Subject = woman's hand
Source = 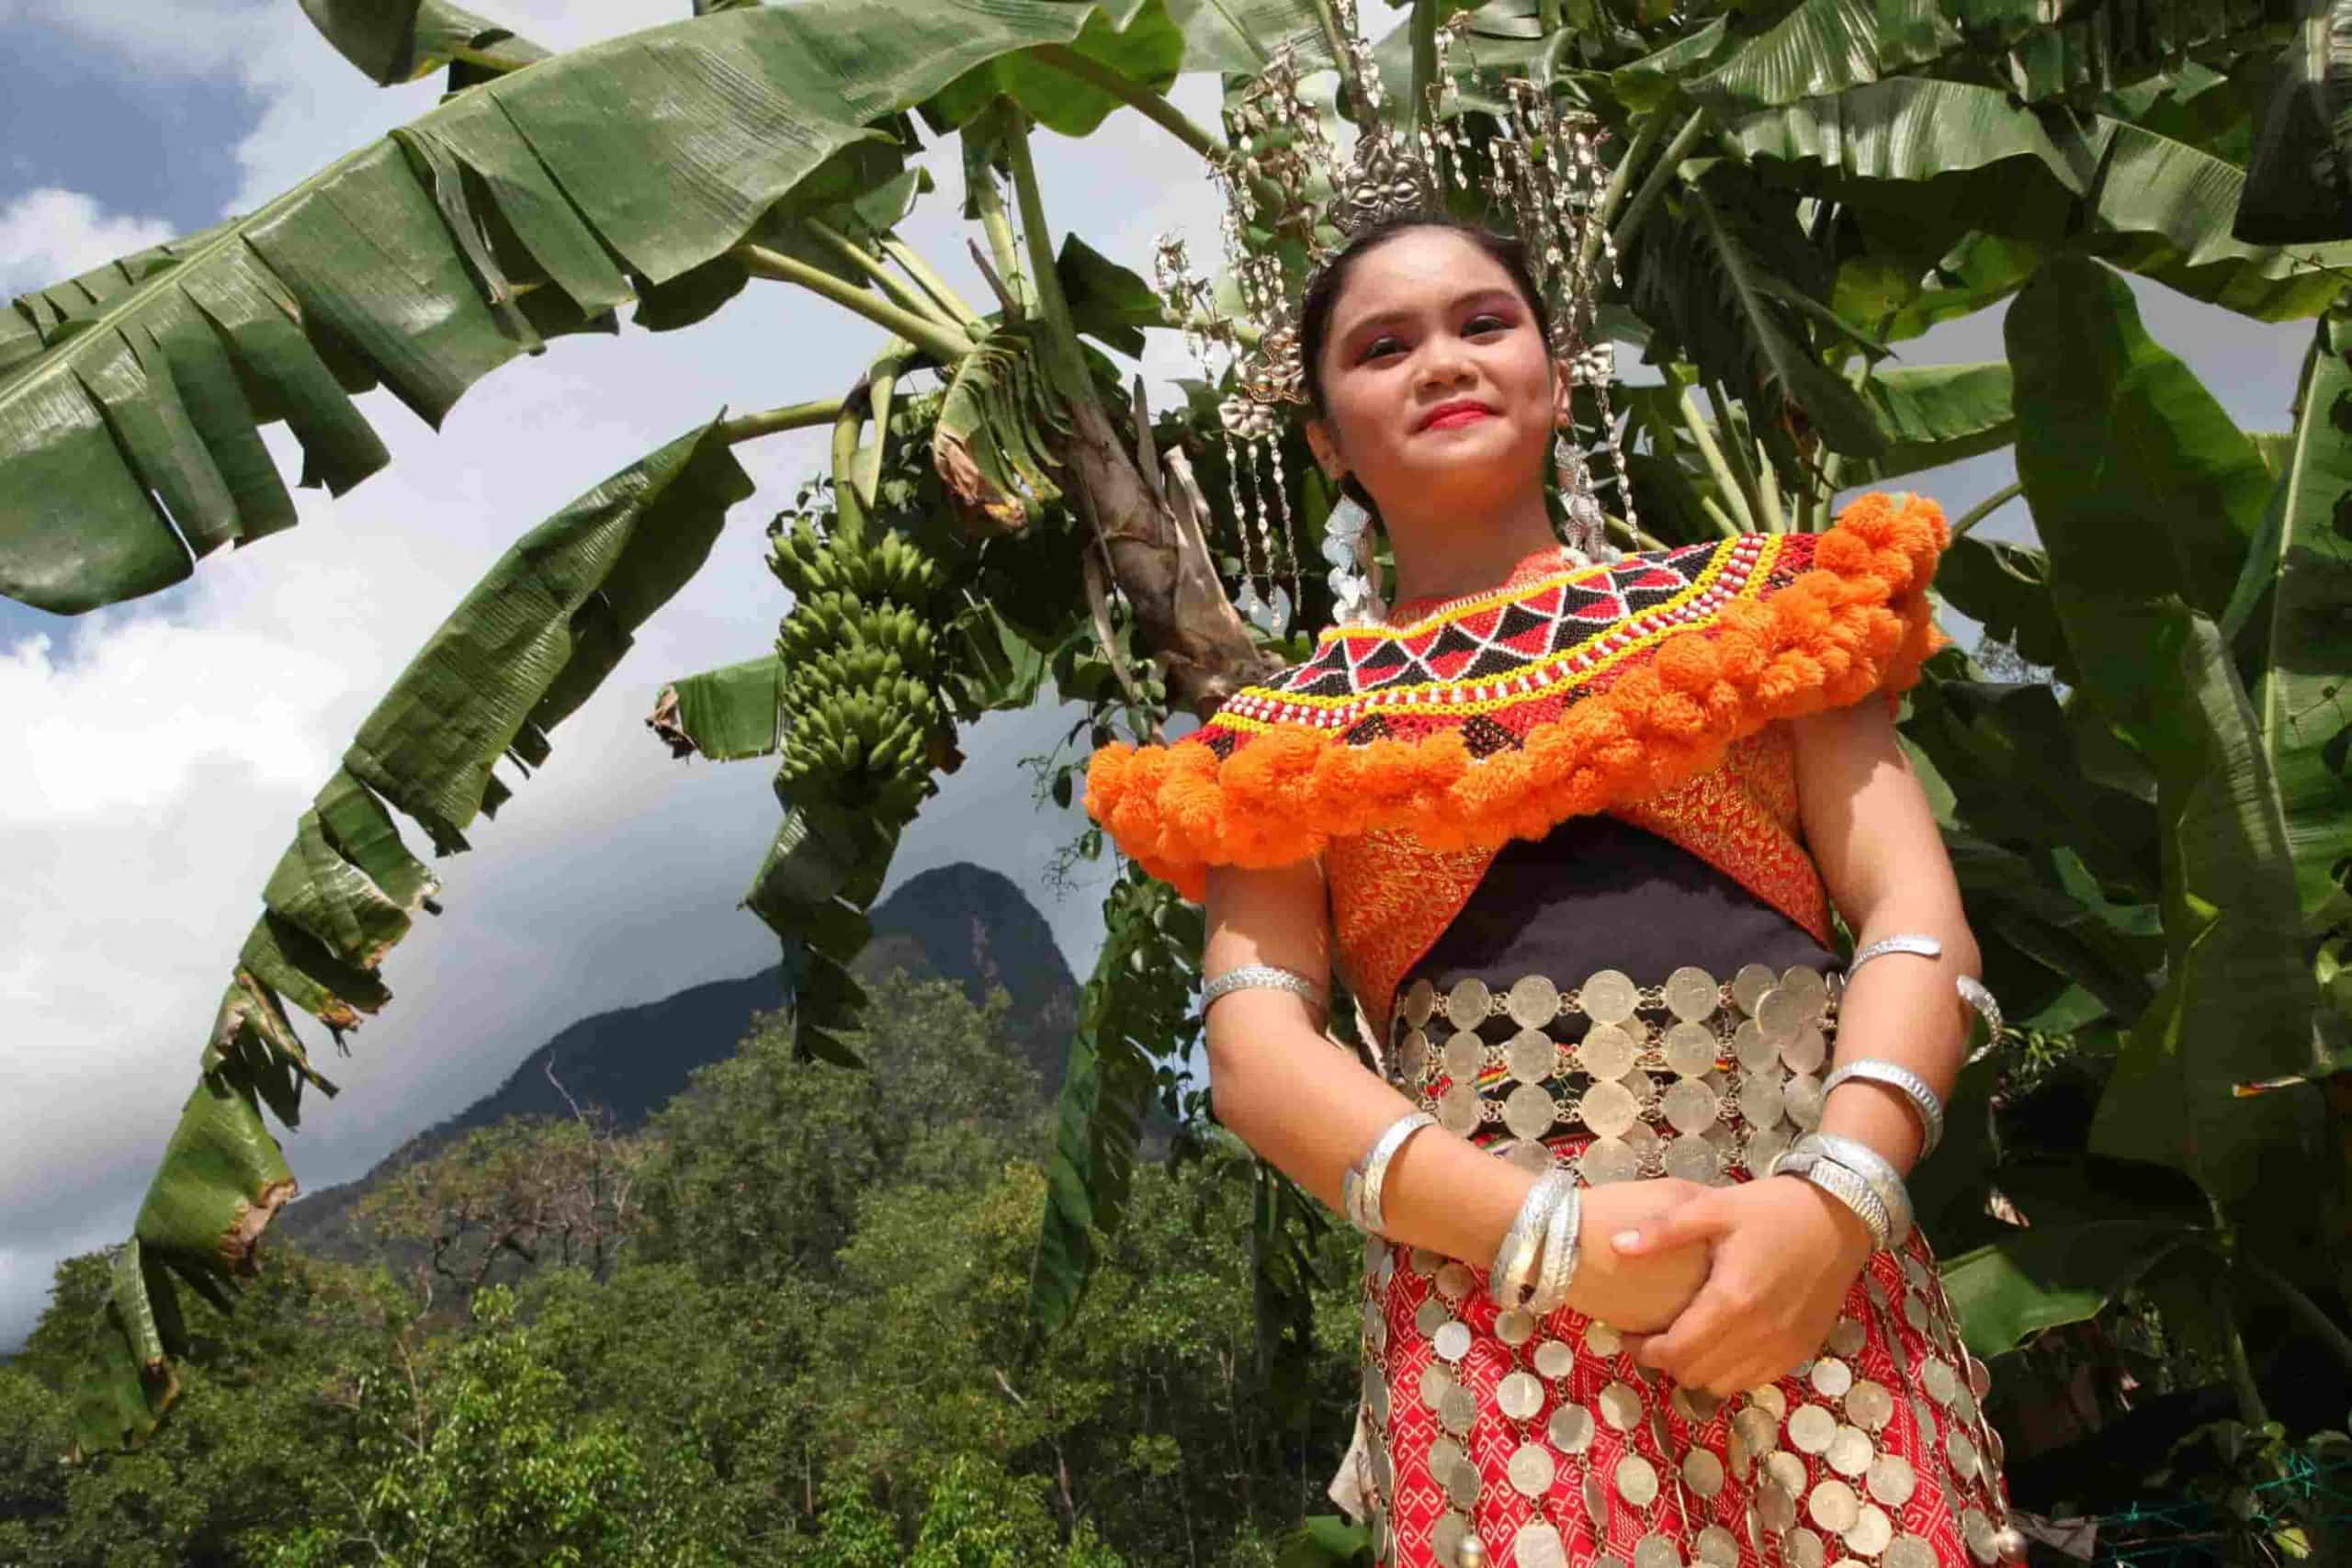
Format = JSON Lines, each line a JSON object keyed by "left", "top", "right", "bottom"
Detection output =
{"left": 1567, "top": 1179, "right": 1713, "bottom": 1333}
{"left": 1611, "top": 1175, "right": 1874, "bottom": 1394}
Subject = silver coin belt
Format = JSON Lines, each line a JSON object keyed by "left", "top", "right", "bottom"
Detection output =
{"left": 1386, "top": 962, "right": 1844, "bottom": 1189}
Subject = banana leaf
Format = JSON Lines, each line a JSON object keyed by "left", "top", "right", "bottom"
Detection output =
{"left": 1690, "top": 0, "right": 1962, "bottom": 112}
{"left": 2008, "top": 254, "right": 2325, "bottom": 1248}
{"left": 1057, "top": 233, "right": 1165, "bottom": 356}
{"left": 2222, "top": 312, "right": 2352, "bottom": 925}
{"left": 1629, "top": 172, "right": 1887, "bottom": 479}
{"left": 2006, "top": 255, "right": 2273, "bottom": 630}
{"left": 75, "top": 419, "right": 753, "bottom": 1451}
{"left": 650, "top": 654, "right": 787, "bottom": 761}
{"left": 2005, "top": 0, "right": 2281, "bottom": 106}
{"left": 1936, "top": 535, "right": 2075, "bottom": 681}
{"left": 1940, "top": 830, "right": 2162, "bottom": 1021}
{"left": 1942, "top": 1213, "right": 2197, "bottom": 1358}
{"left": 1612, "top": 17, "right": 1735, "bottom": 114}
{"left": 1909, "top": 671, "right": 2164, "bottom": 901}
{"left": 2235, "top": 0, "right": 2352, "bottom": 243}
{"left": 0, "top": 0, "right": 1153, "bottom": 615}
{"left": 1735, "top": 75, "right": 2352, "bottom": 322}
{"left": 933, "top": 321, "right": 1069, "bottom": 530}
{"left": 1844, "top": 361, "right": 2015, "bottom": 484}
{"left": 1028, "top": 872, "right": 1177, "bottom": 1337}
{"left": 931, "top": 0, "right": 1183, "bottom": 137}
{"left": 1725, "top": 75, "right": 2083, "bottom": 190}
{"left": 1164, "top": 0, "right": 1333, "bottom": 73}
{"left": 297, "top": 0, "right": 547, "bottom": 87}
{"left": 2083, "top": 114, "right": 2352, "bottom": 319}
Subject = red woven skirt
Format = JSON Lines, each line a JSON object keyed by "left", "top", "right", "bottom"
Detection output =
{"left": 1350, "top": 1197, "right": 2018, "bottom": 1568}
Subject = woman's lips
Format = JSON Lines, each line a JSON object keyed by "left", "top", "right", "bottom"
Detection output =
{"left": 1420, "top": 406, "right": 1493, "bottom": 431}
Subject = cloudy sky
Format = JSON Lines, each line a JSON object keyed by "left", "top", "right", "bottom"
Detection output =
{"left": 0, "top": 1, "right": 2313, "bottom": 1350}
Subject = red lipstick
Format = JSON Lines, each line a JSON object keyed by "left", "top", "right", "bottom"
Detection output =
{"left": 1416, "top": 398, "right": 1496, "bottom": 432}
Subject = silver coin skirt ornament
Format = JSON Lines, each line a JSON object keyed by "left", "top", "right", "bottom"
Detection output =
{"left": 1345, "top": 964, "right": 2025, "bottom": 1568}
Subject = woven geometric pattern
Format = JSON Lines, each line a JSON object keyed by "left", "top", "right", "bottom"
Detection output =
{"left": 1204, "top": 535, "right": 1803, "bottom": 754}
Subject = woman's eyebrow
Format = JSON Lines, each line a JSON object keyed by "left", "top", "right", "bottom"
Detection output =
{"left": 1337, "top": 287, "right": 1524, "bottom": 341}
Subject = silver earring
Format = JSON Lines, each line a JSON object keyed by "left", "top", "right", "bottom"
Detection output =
{"left": 1321, "top": 490, "right": 1385, "bottom": 626}
{"left": 1553, "top": 431, "right": 1615, "bottom": 563}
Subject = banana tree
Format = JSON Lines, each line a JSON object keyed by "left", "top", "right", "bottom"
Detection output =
{"left": 9, "top": 0, "right": 2352, "bottom": 1477}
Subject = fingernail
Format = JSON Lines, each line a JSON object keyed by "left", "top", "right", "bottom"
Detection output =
{"left": 1612, "top": 1229, "right": 1642, "bottom": 1250}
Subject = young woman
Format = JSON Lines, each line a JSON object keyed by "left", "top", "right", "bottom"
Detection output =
{"left": 1087, "top": 217, "right": 2019, "bottom": 1568}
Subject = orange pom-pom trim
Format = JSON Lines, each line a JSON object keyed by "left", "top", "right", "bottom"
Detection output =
{"left": 1084, "top": 494, "right": 1948, "bottom": 899}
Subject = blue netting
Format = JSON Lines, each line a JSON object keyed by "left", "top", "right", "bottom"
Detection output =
{"left": 2088, "top": 1455, "right": 2352, "bottom": 1563}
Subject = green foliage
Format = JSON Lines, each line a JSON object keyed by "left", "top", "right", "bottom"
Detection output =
{"left": 637, "top": 972, "right": 1046, "bottom": 1286}
{"left": 0, "top": 972, "right": 1355, "bottom": 1563}
{"left": 262, "top": 1287, "right": 719, "bottom": 1567}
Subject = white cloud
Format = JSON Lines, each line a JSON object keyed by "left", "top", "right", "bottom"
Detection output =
{"left": 0, "top": 186, "right": 174, "bottom": 294}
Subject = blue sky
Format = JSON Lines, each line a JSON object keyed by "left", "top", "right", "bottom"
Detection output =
{"left": 0, "top": 16, "right": 254, "bottom": 229}
{"left": 0, "top": 1, "right": 2316, "bottom": 1354}
{"left": 0, "top": 15, "right": 251, "bottom": 653}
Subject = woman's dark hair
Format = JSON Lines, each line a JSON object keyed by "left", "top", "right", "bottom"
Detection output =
{"left": 1295, "top": 213, "right": 1554, "bottom": 418}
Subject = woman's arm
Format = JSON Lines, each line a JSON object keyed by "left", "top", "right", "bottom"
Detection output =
{"left": 1206, "top": 857, "right": 1711, "bottom": 1330}
{"left": 1795, "top": 698, "right": 1981, "bottom": 1174}
{"left": 1621, "top": 701, "right": 1982, "bottom": 1392}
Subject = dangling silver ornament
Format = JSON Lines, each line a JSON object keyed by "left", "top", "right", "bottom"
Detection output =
{"left": 1553, "top": 432, "right": 1616, "bottom": 564}
{"left": 1321, "top": 491, "right": 1385, "bottom": 626}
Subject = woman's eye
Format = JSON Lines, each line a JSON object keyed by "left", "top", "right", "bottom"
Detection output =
{"left": 1464, "top": 313, "right": 1510, "bottom": 336}
{"left": 1359, "top": 335, "right": 1405, "bottom": 363}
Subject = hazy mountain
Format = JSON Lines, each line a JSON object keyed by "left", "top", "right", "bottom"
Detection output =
{"left": 277, "top": 863, "right": 1080, "bottom": 1253}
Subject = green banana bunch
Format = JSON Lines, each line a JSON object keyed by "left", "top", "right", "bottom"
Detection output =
{"left": 764, "top": 505, "right": 956, "bottom": 826}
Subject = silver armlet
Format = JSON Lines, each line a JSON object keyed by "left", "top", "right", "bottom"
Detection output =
{"left": 1202, "top": 964, "right": 1327, "bottom": 1017}
{"left": 1843, "top": 932, "right": 2005, "bottom": 1061}
{"left": 1956, "top": 974, "right": 2004, "bottom": 1055}
{"left": 1846, "top": 933, "right": 1942, "bottom": 975}
{"left": 1821, "top": 1058, "right": 1947, "bottom": 1158}
{"left": 1342, "top": 1111, "right": 1436, "bottom": 1235}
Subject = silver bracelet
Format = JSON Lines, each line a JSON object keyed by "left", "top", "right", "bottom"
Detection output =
{"left": 1820, "top": 1058, "right": 1946, "bottom": 1157}
{"left": 1847, "top": 932, "right": 1942, "bottom": 975}
{"left": 1772, "top": 1142, "right": 1892, "bottom": 1250}
{"left": 1490, "top": 1172, "right": 1568, "bottom": 1311}
{"left": 1201, "top": 964, "right": 1327, "bottom": 1017}
{"left": 1802, "top": 1132, "right": 1914, "bottom": 1247}
{"left": 1343, "top": 1111, "right": 1436, "bottom": 1235}
{"left": 1529, "top": 1177, "right": 1583, "bottom": 1315}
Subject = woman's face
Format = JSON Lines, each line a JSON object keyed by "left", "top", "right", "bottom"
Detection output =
{"left": 1306, "top": 227, "right": 1562, "bottom": 522}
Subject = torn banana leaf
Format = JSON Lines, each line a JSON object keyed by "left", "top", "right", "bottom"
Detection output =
{"left": 0, "top": 0, "right": 1156, "bottom": 615}
{"left": 77, "top": 419, "right": 753, "bottom": 1452}
{"left": 650, "top": 654, "right": 787, "bottom": 761}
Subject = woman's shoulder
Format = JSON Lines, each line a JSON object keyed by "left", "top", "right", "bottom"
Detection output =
{"left": 1085, "top": 492, "right": 1949, "bottom": 898}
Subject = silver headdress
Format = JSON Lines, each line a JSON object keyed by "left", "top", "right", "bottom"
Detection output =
{"left": 1155, "top": 5, "right": 1635, "bottom": 630}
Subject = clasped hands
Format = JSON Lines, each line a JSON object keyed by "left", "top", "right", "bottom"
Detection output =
{"left": 1568, "top": 1173, "right": 1876, "bottom": 1398}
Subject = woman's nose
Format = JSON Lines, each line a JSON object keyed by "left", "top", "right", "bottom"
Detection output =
{"left": 1414, "top": 339, "right": 1476, "bottom": 390}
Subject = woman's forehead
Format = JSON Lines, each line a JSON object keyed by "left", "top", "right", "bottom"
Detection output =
{"left": 1330, "top": 230, "right": 1521, "bottom": 328}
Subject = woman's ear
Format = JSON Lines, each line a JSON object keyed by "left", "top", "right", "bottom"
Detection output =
{"left": 1305, "top": 417, "right": 1345, "bottom": 482}
{"left": 1551, "top": 358, "right": 1577, "bottom": 425}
